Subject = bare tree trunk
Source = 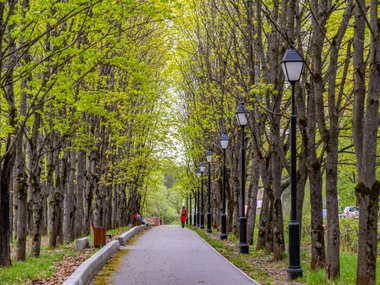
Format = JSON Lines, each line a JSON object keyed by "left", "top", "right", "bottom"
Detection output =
{"left": 112, "top": 183, "right": 118, "bottom": 229}
{"left": 247, "top": 149, "right": 259, "bottom": 245}
{"left": 306, "top": 81, "right": 325, "bottom": 270}
{"left": 0, "top": 142, "right": 15, "bottom": 266}
{"left": 256, "top": 156, "right": 271, "bottom": 250}
{"left": 47, "top": 138, "right": 56, "bottom": 247}
{"left": 74, "top": 150, "right": 86, "bottom": 237}
{"left": 30, "top": 109, "right": 43, "bottom": 257}
{"left": 15, "top": 96, "right": 28, "bottom": 260}
{"left": 15, "top": 31, "right": 29, "bottom": 261}
{"left": 120, "top": 184, "right": 127, "bottom": 225}
{"left": 63, "top": 149, "right": 76, "bottom": 242}
{"left": 0, "top": 9, "right": 17, "bottom": 266}
{"left": 271, "top": 123, "right": 285, "bottom": 260}
{"left": 355, "top": 1, "right": 380, "bottom": 284}
{"left": 84, "top": 149, "right": 96, "bottom": 234}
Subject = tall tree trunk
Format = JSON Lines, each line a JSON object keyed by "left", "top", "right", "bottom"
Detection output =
{"left": 84, "top": 149, "right": 96, "bottom": 234}
{"left": 15, "top": 89, "right": 28, "bottom": 260}
{"left": 256, "top": 157, "right": 271, "bottom": 250}
{"left": 1, "top": 17, "right": 17, "bottom": 266}
{"left": 355, "top": 1, "right": 380, "bottom": 284}
{"left": 74, "top": 150, "right": 86, "bottom": 237}
{"left": 30, "top": 109, "right": 43, "bottom": 257}
{"left": 0, "top": 142, "right": 15, "bottom": 266}
{"left": 63, "top": 149, "right": 76, "bottom": 242}
{"left": 15, "top": 0, "right": 30, "bottom": 261}
{"left": 47, "top": 138, "right": 57, "bottom": 247}
{"left": 310, "top": 0, "right": 341, "bottom": 278}
{"left": 271, "top": 121, "right": 285, "bottom": 260}
{"left": 306, "top": 81, "right": 325, "bottom": 270}
{"left": 247, "top": 149, "right": 259, "bottom": 245}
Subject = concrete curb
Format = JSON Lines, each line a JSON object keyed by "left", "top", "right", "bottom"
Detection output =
{"left": 118, "top": 225, "right": 146, "bottom": 246}
{"left": 191, "top": 229, "right": 260, "bottom": 285}
{"left": 63, "top": 226, "right": 146, "bottom": 285}
{"left": 63, "top": 240, "right": 120, "bottom": 285}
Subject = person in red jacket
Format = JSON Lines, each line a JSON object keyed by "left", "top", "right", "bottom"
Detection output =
{"left": 180, "top": 206, "right": 187, "bottom": 228}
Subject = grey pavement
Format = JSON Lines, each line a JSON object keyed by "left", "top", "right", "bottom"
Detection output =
{"left": 110, "top": 225, "right": 258, "bottom": 285}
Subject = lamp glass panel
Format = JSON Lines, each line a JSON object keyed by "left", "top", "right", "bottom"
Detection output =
{"left": 236, "top": 112, "right": 248, "bottom": 126}
{"left": 219, "top": 134, "right": 229, "bottom": 149}
{"left": 283, "top": 61, "right": 303, "bottom": 82}
{"left": 281, "top": 62, "right": 288, "bottom": 81}
{"left": 220, "top": 140, "right": 228, "bottom": 149}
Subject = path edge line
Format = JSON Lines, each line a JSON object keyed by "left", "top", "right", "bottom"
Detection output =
{"left": 191, "top": 229, "right": 260, "bottom": 285}
{"left": 63, "top": 225, "right": 146, "bottom": 285}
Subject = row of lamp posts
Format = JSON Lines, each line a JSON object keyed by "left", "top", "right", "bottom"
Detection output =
{"left": 188, "top": 46, "right": 304, "bottom": 279}
{"left": 192, "top": 102, "right": 249, "bottom": 253}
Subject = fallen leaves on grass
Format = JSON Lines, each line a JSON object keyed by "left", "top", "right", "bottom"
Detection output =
{"left": 25, "top": 251, "right": 91, "bottom": 285}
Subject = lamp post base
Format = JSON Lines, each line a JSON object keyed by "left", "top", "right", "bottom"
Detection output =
{"left": 287, "top": 220, "right": 302, "bottom": 279}
{"left": 239, "top": 216, "right": 249, "bottom": 254}
{"left": 239, "top": 243, "right": 249, "bottom": 254}
{"left": 207, "top": 212, "right": 212, "bottom": 233}
{"left": 287, "top": 267, "right": 303, "bottom": 280}
{"left": 220, "top": 213, "right": 227, "bottom": 240}
{"left": 200, "top": 213, "right": 204, "bottom": 229}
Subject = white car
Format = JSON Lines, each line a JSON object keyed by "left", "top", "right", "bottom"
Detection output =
{"left": 352, "top": 210, "right": 359, "bottom": 219}
{"left": 342, "top": 206, "right": 359, "bottom": 218}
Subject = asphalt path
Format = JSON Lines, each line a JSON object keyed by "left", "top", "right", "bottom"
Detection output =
{"left": 110, "top": 225, "right": 258, "bottom": 285}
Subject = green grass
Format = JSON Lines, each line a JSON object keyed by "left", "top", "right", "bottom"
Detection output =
{"left": 301, "top": 252, "right": 380, "bottom": 285}
{"left": 0, "top": 243, "right": 76, "bottom": 285}
{"left": 1, "top": 226, "right": 132, "bottom": 285}
{"left": 190, "top": 225, "right": 380, "bottom": 285}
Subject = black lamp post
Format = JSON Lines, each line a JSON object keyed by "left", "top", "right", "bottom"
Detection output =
{"left": 189, "top": 192, "right": 192, "bottom": 225}
{"left": 193, "top": 190, "right": 196, "bottom": 226}
{"left": 206, "top": 151, "right": 212, "bottom": 233}
{"left": 281, "top": 46, "right": 304, "bottom": 280}
{"left": 196, "top": 170, "right": 201, "bottom": 227}
{"left": 236, "top": 102, "right": 249, "bottom": 254}
{"left": 186, "top": 194, "right": 189, "bottom": 225}
{"left": 199, "top": 163, "right": 205, "bottom": 229}
{"left": 219, "top": 134, "right": 229, "bottom": 240}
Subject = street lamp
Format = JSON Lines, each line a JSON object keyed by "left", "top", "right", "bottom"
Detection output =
{"left": 196, "top": 170, "right": 201, "bottom": 227}
{"left": 236, "top": 102, "right": 249, "bottom": 254}
{"left": 199, "top": 163, "right": 205, "bottom": 229}
{"left": 189, "top": 192, "right": 192, "bottom": 225}
{"left": 206, "top": 150, "right": 212, "bottom": 233}
{"left": 193, "top": 190, "right": 196, "bottom": 226}
{"left": 219, "top": 134, "right": 229, "bottom": 240}
{"left": 186, "top": 194, "right": 189, "bottom": 225}
{"left": 281, "top": 46, "right": 304, "bottom": 280}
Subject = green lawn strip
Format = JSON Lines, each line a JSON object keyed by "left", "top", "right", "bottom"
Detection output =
{"left": 1, "top": 226, "right": 131, "bottom": 285}
{"left": 300, "top": 251, "right": 380, "bottom": 285}
{"left": 190, "top": 226, "right": 380, "bottom": 285}
{"left": 0, "top": 243, "right": 76, "bottom": 285}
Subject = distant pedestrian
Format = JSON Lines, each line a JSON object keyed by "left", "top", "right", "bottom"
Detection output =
{"left": 180, "top": 206, "right": 187, "bottom": 228}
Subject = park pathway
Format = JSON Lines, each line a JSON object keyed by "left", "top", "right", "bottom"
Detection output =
{"left": 110, "top": 225, "right": 258, "bottom": 285}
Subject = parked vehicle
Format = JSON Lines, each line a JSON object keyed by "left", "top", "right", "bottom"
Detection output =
{"left": 352, "top": 210, "right": 359, "bottom": 219}
{"left": 341, "top": 206, "right": 359, "bottom": 218}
